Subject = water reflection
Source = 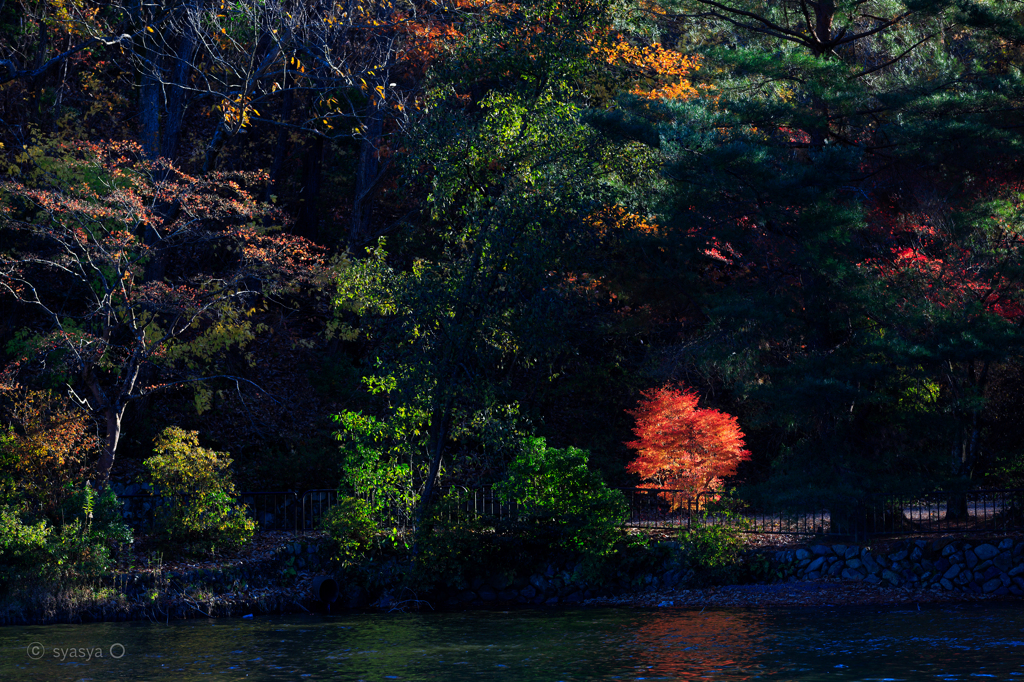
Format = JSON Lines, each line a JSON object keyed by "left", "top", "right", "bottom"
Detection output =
{"left": 1, "top": 605, "right": 1023, "bottom": 681}
{"left": 628, "top": 610, "right": 772, "bottom": 680}
{"left": 628, "top": 607, "right": 1024, "bottom": 681}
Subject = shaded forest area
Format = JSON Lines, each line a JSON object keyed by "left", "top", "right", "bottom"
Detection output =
{"left": 2, "top": 0, "right": 1024, "bottom": 533}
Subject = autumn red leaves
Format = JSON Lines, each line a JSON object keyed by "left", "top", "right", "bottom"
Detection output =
{"left": 626, "top": 385, "right": 750, "bottom": 507}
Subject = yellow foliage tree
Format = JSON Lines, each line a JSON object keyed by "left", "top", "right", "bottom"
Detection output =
{"left": 144, "top": 427, "right": 255, "bottom": 551}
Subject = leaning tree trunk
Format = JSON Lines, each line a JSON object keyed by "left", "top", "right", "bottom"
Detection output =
{"left": 266, "top": 74, "right": 295, "bottom": 200}
{"left": 350, "top": 91, "right": 387, "bottom": 249}
{"left": 86, "top": 370, "right": 126, "bottom": 485}
{"left": 416, "top": 399, "right": 453, "bottom": 533}
{"left": 202, "top": 42, "right": 281, "bottom": 173}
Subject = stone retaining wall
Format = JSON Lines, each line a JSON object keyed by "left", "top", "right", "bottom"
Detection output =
{"left": 773, "top": 537, "right": 1024, "bottom": 595}
{"left": 182, "top": 535, "right": 1024, "bottom": 606}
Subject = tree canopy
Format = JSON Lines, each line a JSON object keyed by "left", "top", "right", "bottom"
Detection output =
{"left": 2, "top": 0, "right": 1024, "bottom": 515}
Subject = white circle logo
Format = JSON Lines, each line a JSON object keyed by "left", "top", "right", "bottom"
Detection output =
{"left": 109, "top": 643, "right": 126, "bottom": 659}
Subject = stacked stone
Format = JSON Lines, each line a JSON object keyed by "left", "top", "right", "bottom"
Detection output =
{"left": 774, "top": 537, "right": 1024, "bottom": 596}
{"left": 282, "top": 540, "right": 322, "bottom": 570}
{"left": 440, "top": 549, "right": 693, "bottom": 607}
{"left": 446, "top": 565, "right": 595, "bottom": 607}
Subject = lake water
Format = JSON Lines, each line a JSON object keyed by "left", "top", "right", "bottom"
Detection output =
{"left": 2, "top": 604, "right": 1023, "bottom": 680}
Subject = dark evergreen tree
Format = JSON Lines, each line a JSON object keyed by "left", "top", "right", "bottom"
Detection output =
{"left": 643, "top": 0, "right": 1024, "bottom": 502}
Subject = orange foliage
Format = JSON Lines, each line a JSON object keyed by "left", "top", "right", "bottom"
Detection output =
{"left": 587, "top": 204, "right": 660, "bottom": 238}
{"left": 0, "top": 139, "right": 329, "bottom": 480}
{"left": 594, "top": 36, "right": 701, "bottom": 100}
{"left": 6, "top": 390, "right": 96, "bottom": 513}
{"left": 626, "top": 385, "right": 750, "bottom": 508}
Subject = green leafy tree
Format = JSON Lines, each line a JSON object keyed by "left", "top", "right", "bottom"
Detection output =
{"left": 334, "top": 0, "right": 627, "bottom": 521}
{"left": 143, "top": 426, "right": 255, "bottom": 550}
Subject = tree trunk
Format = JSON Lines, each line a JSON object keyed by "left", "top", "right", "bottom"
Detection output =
{"left": 140, "top": 53, "right": 162, "bottom": 159}
{"left": 29, "top": 19, "right": 49, "bottom": 114}
{"left": 350, "top": 93, "right": 387, "bottom": 249}
{"left": 203, "top": 122, "right": 230, "bottom": 173}
{"left": 96, "top": 406, "right": 123, "bottom": 485}
{"left": 810, "top": 0, "right": 836, "bottom": 56}
{"left": 266, "top": 75, "right": 294, "bottom": 200}
{"left": 803, "top": 1, "right": 837, "bottom": 146}
{"left": 86, "top": 369, "right": 124, "bottom": 485}
{"left": 160, "top": 7, "right": 197, "bottom": 163}
{"left": 202, "top": 43, "right": 280, "bottom": 173}
{"left": 947, "top": 361, "right": 988, "bottom": 521}
{"left": 296, "top": 134, "right": 325, "bottom": 240}
{"left": 419, "top": 399, "right": 453, "bottom": 512}
{"left": 946, "top": 426, "right": 980, "bottom": 521}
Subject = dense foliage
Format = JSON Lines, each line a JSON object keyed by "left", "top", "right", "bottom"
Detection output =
{"left": 143, "top": 427, "right": 255, "bottom": 551}
{"left": 2, "top": 0, "right": 1024, "bottom": 580}
{"left": 626, "top": 385, "right": 750, "bottom": 505}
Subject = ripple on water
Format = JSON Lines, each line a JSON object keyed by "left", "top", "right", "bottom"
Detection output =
{"left": 1, "top": 604, "right": 1023, "bottom": 680}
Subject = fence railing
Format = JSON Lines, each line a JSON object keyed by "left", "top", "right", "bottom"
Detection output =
{"left": 118, "top": 487, "right": 1024, "bottom": 539}
{"left": 623, "top": 487, "right": 1024, "bottom": 538}
{"left": 119, "top": 488, "right": 423, "bottom": 534}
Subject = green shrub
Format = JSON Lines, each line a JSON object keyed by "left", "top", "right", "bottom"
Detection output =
{"left": 593, "top": 532, "right": 678, "bottom": 588}
{"left": 679, "top": 520, "right": 746, "bottom": 585}
{"left": 0, "top": 482, "right": 135, "bottom": 588}
{"left": 681, "top": 523, "right": 744, "bottom": 569}
{"left": 49, "top": 484, "right": 133, "bottom": 575}
{"left": 0, "top": 507, "right": 52, "bottom": 588}
{"left": 496, "top": 437, "right": 627, "bottom": 576}
{"left": 333, "top": 410, "right": 420, "bottom": 534}
{"left": 411, "top": 490, "right": 498, "bottom": 591}
{"left": 0, "top": 428, "right": 18, "bottom": 507}
{"left": 320, "top": 497, "right": 376, "bottom": 564}
{"left": 61, "top": 484, "right": 133, "bottom": 545}
{"left": 743, "top": 552, "right": 778, "bottom": 583}
{"left": 144, "top": 427, "right": 255, "bottom": 552}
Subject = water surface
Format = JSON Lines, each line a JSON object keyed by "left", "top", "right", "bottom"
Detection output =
{"left": 2, "top": 604, "right": 1023, "bottom": 680}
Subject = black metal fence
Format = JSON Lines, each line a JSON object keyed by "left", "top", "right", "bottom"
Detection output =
{"left": 622, "top": 487, "right": 1024, "bottom": 538}
{"left": 118, "top": 487, "right": 1024, "bottom": 539}
{"left": 119, "top": 488, "right": 421, "bottom": 533}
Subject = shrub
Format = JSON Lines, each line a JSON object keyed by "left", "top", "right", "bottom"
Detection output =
{"left": 0, "top": 427, "right": 18, "bottom": 507}
{"left": 144, "top": 427, "right": 255, "bottom": 552}
{"left": 411, "top": 489, "right": 498, "bottom": 591}
{"left": 61, "top": 484, "right": 133, "bottom": 545}
{"left": 2, "top": 391, "right": 97, "bottom": 518}
{"left": 49, "top": 484, "right": 133, "bottom": 575}
{"left": 333, "top": 410, "right": 420, "bottom": 533}
{"left": 496, "top": 437, "right": 627, "bottom": 573}
{"left": 678, "top": 504, "right": 748, "bottom": 585}
{"left": 320, "top": 497, "right": 376, "bottom": 564}
{"left": 0, "top": 507, "right": 52, "bottom": 588}
{"left": 0, "top": 390, "right": 133, "bottom": 587}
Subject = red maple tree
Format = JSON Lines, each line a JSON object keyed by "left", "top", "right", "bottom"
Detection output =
{"left": 626, "top": 385, "right": 750, "bottom": 507}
